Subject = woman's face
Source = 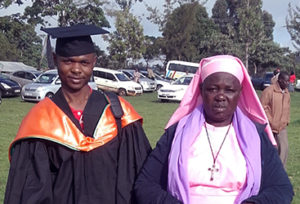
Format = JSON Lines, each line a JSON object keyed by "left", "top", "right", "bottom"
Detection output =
{"left": 201, "top": 72, "right": 242, "bottom": 127}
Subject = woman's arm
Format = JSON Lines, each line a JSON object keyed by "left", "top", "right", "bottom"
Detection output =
{"left": 242, "top": 125, "right": 294, "bottom": 204}
{"left": 134, "top": 124, "right": 182, "bottom": 204}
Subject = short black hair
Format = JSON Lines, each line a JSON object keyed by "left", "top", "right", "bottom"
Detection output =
{"left": 278, "top": 71, "right": 289, "bottom": 79}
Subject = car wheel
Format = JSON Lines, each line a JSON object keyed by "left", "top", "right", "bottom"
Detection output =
{"left": 156, "top": 84, "right": 163, "bottom": 90}
{"left": 118, "top": 88, "right": 126, "bottom": 96}
{"left": 46, "top": 92, "right": 54, "bottom": 99}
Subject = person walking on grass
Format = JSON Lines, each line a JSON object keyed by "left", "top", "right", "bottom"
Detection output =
{"left": 260, "top": 71, "right": 290, "bottom": 168}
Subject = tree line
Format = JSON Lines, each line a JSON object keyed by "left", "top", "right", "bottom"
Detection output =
{"left": 0, "top": 0, "right": 300, "bottom": 76}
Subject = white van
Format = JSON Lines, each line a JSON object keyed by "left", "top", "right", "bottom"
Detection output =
{"left": 93, "top": 67, "right": 143, "bottom": 96}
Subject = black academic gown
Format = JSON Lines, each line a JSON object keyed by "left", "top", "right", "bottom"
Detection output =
{"left": 5, "top": 89, "right": 152, "bottom": 204}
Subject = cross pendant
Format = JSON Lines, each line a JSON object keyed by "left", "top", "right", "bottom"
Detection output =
{"left": 208, "top": 164, "right": 219, "bottom": 181}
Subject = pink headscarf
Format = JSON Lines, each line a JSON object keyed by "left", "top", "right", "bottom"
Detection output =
{"left": 166, "top": 55, "right": 276, "bottom": 145}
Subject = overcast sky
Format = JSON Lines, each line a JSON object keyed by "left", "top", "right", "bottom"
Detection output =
{"left": 1, "top": 0, "right": 299, "bottom": 52}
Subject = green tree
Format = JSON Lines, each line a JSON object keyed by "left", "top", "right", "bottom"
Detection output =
{"left": 106, "top": 9, "right": 145, "bottom": 69}
{"left": 286, "top": 3, "right": 300, "bottom": 51}
{"left": 212, "top": 0, "right": 275, "bottom": 70}
{"left": 262, "top": 11, "right": 275, "bottom": 40}
{"left": 162, "top": 2, "right": 217, "bottom": 62}
{"left": 0, "top": 33, "right": 19, "bottom": 61}
{"left": 250, "top": 41, "right": 290, "bottom": 74}
{"left": 146, "top": 0, "right": 207, "bottom": 32}
{"left": 0, "top": 15, "right": 43, "bottom": 68}
{"left": 114, "top": 0, "right": 142, "bottom": 10}
{"left": 21, "top": 0, "right": 110, "bottom": 27}
{"left": 237, "top": 0, "right": 265, "bottom": 70}
{"left": 211, "top": 0, "right": 230, "bottom": 35}
{"left": 143, "top": 36, "right": 162, "bottom": 66}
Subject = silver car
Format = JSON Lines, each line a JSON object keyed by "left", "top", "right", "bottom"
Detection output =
{"left": 120, "top": 69, "right": 157, "bottom": 92}
{"left": 8, "top": 70, "right": 42, "bottom": 87}
{"left": 140, "top": 71, "right": 171, "bottom": 90}
{"left": 21, "top": 70, "right": 97, "bottom": 102}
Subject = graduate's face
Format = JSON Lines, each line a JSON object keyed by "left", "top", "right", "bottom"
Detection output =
{"left": 200, "top": 72, "right": 241, "bottom": 127}
{"left": 54, "top": 53, "right": 96, "bottom": 92}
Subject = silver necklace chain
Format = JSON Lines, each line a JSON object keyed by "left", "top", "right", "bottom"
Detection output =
{"left": 204, "top": 122, "right": 231, "bottom": 181}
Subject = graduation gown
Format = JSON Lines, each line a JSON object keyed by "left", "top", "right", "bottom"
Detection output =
{"left": 5, "top": 89, "right": 152, "bottom": 204}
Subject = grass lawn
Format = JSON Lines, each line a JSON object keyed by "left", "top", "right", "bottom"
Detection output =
{"left": 0, "top": 91, "right": 299, "bottom": 203}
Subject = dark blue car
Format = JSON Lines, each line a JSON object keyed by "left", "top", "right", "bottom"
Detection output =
{"left": 251, "top": 72, "right": 273, "bottom": 90}
{"left": 0, "top": 73, "right": 21, "bottom": 99}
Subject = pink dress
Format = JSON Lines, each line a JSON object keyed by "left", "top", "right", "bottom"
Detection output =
{"left": 188, "top": 123, "right": 247, "bottom": 204}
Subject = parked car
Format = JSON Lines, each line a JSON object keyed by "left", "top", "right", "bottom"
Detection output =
{"left": 251, "top": 72, "right": 273, "bottom": 90}
{"left": 21, "top": 70, "right": 97, "bottom": 102}
{"left": 140, "top": 70, "right": 171, "bottom": 90}
{"left": 120, "top": 69, "right": 157, "bottom": 92}
{"left": 157, "top": 74, "right": 193, "bottom": 102}
{"left": 0, "top": 73, "right": 21, "bottom": 98}
{"left": 93, "top": 67, "right": 142, "bottom": 96}
{"left": 8, "top": 70, "right": 42, "bottom": 87}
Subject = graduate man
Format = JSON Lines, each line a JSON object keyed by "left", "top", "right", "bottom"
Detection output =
{"left": 5, "top": 24, "right": 152, "bottom": 204}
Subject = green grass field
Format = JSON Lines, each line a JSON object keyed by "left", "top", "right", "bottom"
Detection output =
{"left": 0, "top": 92, "right": 299, "bottom": 203}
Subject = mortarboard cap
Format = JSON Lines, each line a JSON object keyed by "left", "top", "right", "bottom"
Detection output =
{"left": 41, "top": 24, "right": 109, "bottom": 57}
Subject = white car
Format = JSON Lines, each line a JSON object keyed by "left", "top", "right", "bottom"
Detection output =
{"left": 157, "top": 74, "right": 194, "bottom": 102}
{"left": 93, "top": 67, "right": 143, "bottom": 96}
{"left": 120, "top": 69, "right": 157, "bottom": 92}
{"left": 140, "top": 71, "right": 171, "bottom": 90}
{"left": 21, "top": 70, "right": 97, "bottom": 102}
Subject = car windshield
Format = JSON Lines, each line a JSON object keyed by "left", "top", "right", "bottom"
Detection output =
{"left": 36, "top": 73, "right": 57, "bottom": 83}
{"left": 173, "top": 77, "right": 192, "bottom": 85}
{"left": 154, "top": 74, "right": 163, "bottom": 80}
{"left": 0, "top": 74, "right": 9, "bottom": 80}
{"left": 33, "top": 71, "right": 42, "bottom": 77}
{"left": 116, "top": 73, "right": 130, "bottom": 81}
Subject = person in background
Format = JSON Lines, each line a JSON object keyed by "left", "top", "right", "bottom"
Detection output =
{"left": 5, "top": 24, "right": 151, "bottom": 204}
{"left": 147, "top": 67, "right": 155, "bottom": 80}
{"left": 134, "top": 55, "right": 293, "bottom": 204}
{"left": 288, "top": 71, "right": 296, "bottom": 92}
{"left": 260, "top": 71, "right": 290, "bottom": 168}
{"left": 134, "top": 68, "right": 141, "bottom": 83}
{"left": 271, "top": 68, "right": 280, "bottom": 84}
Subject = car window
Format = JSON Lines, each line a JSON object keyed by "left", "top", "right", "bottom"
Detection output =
{"left": 25, "top": 72, "right": 35, "bottom": 80}
{"left": 36, "top": 73, "right": 57, "bottom": 83}
{"left": 93, "top": 70, "right": 106, "bottom": 78}
{"left": 154, "top": 74, "right": 163, "bottom": 80}
{"left": 13, "top": 71, "right": 25, "bottom": 78}
{"left": 116, "top": 73, "right": 130, "bottom": 81}
{"left": 106, "top": 73, "right": 116, "bottom": 81}
{"left": 173, "top": 77, "right": 192, "bottom": 85}
{"left": 123, "top": 71, "right": 133, "bottom": 79}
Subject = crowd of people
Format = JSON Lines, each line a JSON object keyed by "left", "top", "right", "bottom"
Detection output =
{"left": 4, "top": 24, "right": 295, "bottom": 204}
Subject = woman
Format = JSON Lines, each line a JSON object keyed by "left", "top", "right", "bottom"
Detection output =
{"left": 134, "top": 55, "right": 293, "bottom": 204}
{"left": 289, "top": 71, "right": 296, "bottom": 92}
